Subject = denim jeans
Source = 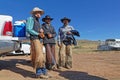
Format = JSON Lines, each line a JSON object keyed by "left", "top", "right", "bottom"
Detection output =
{"left": 36, "top": 67, "right": 47, "bottom": 76}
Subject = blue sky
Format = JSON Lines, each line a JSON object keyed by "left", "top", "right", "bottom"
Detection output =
{"left": 0, "top": 0, "right": 120, "bottom": 40}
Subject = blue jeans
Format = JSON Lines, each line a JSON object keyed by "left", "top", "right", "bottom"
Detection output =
{"left": 36, "top": 67, "right": 47, "bottom": 76}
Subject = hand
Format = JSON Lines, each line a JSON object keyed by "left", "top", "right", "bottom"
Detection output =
{"left": 67, "top": 31, "right": 72, "bottom": 35}
{"left": 47, "top": 33, "right": 52, "bottom": 38}
{"left": 58, "top": 44, "right": 62, "bottom": 48}
{"left": 39, "top": 32, "right": 45, "bottom": 38}
{"left": 39, "top": 29, "right": 44, "bottom": 33}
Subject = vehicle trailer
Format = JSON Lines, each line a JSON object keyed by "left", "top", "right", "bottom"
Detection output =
{"left": 97, "top": 39, "right": 120, "bottom": 51}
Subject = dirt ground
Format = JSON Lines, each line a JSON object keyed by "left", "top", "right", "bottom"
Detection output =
{"left": 0, "top": 52, "right": 120, "bottom": 80}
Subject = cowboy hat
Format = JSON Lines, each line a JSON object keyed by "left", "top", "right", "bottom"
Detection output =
{"left": 42, "top": 15, "right": 53, "bottom": 22}
{"left": 61, "top": 17, "right": 71, "bottom": 22}
{"left": 31, "top": 7, "right": 44, "bottom": 15}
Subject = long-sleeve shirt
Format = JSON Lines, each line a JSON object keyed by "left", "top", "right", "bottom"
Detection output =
{"left": 26, "top": 16, "right": 41, "bottom": 40}
{"left": 57, "top": 25, "right": 74, "bottom": 44}
{"left": 26, "top": 17, "right": 39, "bottom": 36}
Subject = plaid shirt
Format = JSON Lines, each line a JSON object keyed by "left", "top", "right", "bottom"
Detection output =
{"left": 57, "top": 25, "right": 74, "bottom": 44}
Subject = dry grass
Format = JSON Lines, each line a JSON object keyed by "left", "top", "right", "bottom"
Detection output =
{"left": 72, "top": 40, "right": 120, "bottom": 54}
{"left": 72, "top": 40, "right": 99, "bottom": 53}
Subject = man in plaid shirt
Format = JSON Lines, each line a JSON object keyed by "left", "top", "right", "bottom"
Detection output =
{"left": 57, "top": 17, "right": 74, "bottom": 69}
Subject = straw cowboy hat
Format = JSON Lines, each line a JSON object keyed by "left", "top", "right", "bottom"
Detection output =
{"left": 61, "top": 17, "right": 71, "bottom": 23}
{"left": 31, "top": 7, "right": 44, "bottom": 15}
{"left": 42, "top": 15, "right": 53, "bottom": 22}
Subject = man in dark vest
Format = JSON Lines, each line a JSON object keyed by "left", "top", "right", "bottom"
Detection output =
{"left": 26, "top": 7, "right": 48, "bottom": 79}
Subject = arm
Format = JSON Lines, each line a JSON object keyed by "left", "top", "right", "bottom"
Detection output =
{"left": 71, "top": 26, "right": 74, "bottom": 30}
{"left": 51, "top": 27, "right": 56, "bottom": 38}
{"left": 26, "top": 17, "right": 39, "bottom": 36}
{"left": 46, "top": 26, "right": 57, "bottom": 38}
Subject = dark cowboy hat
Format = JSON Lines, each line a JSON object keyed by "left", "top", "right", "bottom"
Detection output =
{"left": 42, "top": 15, "right": 53, "bottom": 22}
{"left": 61, "top": 17, "right": 71, "bottom": 23}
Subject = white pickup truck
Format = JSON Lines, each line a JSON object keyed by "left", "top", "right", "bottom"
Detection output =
{"left": 0, "top": 15, "right": 30, "bottom": 55}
